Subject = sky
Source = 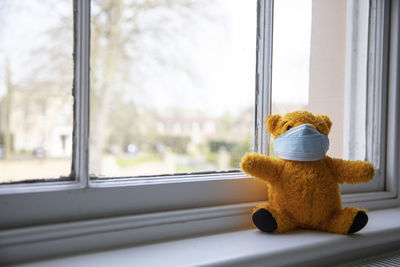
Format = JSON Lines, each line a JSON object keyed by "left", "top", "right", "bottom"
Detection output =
{"left": 132, "top": 0, "right": 258, "bottom": 117}
{"left": 135, "top": 0, "right": 312, "bottom": 116}
{"left": 0, "top": 0, "right": 72, "bottom": 97}
{"left": 0, "top": 0, "right": 312, "bottom": 115}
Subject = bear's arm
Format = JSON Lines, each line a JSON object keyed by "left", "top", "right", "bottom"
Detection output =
{"left": 326, "top": 157, "right": 375, "bottom": 184}
{"left": 240, "top": 153, "right": 284, "bottom": 183}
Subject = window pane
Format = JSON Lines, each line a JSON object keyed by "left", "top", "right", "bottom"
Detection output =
{"left": 271, "top": 0, "right": 368, "bottom": 161}
{"left": 90, "top": 0, "right": 256, "bottom": 177}
{"left": 0, "top": 1, "right": 73, "bottom": 183}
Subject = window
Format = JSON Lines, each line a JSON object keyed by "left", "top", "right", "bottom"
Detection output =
{"left": 0, "top": 0, "right": 265, "bottom": 230}
{"left": 272, "top": 0, "right": 360, "bottom": 162}
{"left": 269, "top": 0, "right": 387, "bottom": 194}
{"left": 0, "top": 0, "right": 74, "bottom": 182}
{"left": 0, "top": 0, "right": 399, "bottom": 257}
{"left": 89, "top": 0, "right": 256, "bottom": 178}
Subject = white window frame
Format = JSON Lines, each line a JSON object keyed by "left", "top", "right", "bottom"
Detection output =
{"left": 341, "top": 0, "right": 389, "bottom": 194}
{"left": 341, "top": 0, "right": 399, "bottom": 202}
{"left": 0, "top": 0, "right": 399, "bottom": 264}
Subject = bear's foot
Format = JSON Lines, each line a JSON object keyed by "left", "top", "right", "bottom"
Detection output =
{"left": 252, "top": 204, "right": 297, "bottom": 233}
{"left": 348, "top": 211, "right": 368, "bottom": 234}
{"left": 252, "top": 209, "right": 277, "bottom": 233}
{"left": 320, "top": 207, "right": 368, "bottom": 234}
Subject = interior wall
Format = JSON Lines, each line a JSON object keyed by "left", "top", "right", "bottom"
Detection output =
{"left": 307, "top": 0, "right": 347, "bottom": 158}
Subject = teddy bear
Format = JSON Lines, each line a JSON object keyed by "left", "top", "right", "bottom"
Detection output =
{"left": 240, "top": 111, "right": 375, "bottom": 234}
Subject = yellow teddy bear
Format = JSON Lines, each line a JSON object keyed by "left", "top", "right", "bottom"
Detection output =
{"left": 241, "top": 111, "right": 375, "bottom": 234}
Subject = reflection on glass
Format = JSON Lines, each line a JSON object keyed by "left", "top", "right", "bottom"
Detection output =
{"left": 90, "top": 0, "right": 256, "bottom": 177}
{"left": 0, "top": 0, "right": 73, "bottom": 183}
{"left": 271, "top": 0, "right": 368, "bottom": 160}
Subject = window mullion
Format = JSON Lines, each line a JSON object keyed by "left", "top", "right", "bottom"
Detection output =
{"left": 255, "top": 0, "right": 273, "bottom": 155}
{"left": 72, "top": 0, "right": 91, "bottom": 188}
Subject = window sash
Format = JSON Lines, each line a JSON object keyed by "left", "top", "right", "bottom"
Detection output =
{"left": 0, "top": 0, "right": 398, "bottom": 231}
{"left": 341, "top": 0, "right": 390, "bottom": 193}
{"left": 385, "top": 0, "right": 400, "bottom": 196}
{"left": 255, "top": 0, "right": 273, "bottom": 155}
{"left": 0, "top": 0, "right": 272, "bottom": 229}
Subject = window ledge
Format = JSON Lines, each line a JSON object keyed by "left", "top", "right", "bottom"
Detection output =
{"left": 18, "top": 207, "right": 400, "bottom": 267}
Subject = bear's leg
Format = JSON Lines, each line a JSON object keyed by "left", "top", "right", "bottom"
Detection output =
{"left": 252, "top": 204, "right": 297, "bottom": 233}
{"left": 320, "top": 207, "right": 368, "bottom": 234}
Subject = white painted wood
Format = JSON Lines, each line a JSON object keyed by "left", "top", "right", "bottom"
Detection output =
{"left": 0, "top": 202, "right": 259, "bottom": 265}
{"left": 342, "top": 191, "right": 396, "bottom": 204}
{"left": 365, "top": 0, "right": 390, "bottom": 190}
{"left": 12, "top": 208, "right": 400, "bottom": 267}
{"left": 341, "top": 0, "right": 389, "bottom": 194}
{"left": 343, "top": 191, "right": 400, "bottom": 210}
{"left": 386, "top": 0, "right": 400, "bottom": 197}
{"left": 343, "top": 0, "right": 369, "bottom": 161}
{"left": 0, "top": 190, "right": 398, "bottom": 265}
{"left": 255, "top": 0, "right": 273, "bottom": 154}
{"left": 0, "top": 175, "right": 268, "bottom": 229}
{"left": 0, "top": 202, "right": 257, "bottom": 247}
{"left": 71, "top": 0, "right": 90, "bottom": 187}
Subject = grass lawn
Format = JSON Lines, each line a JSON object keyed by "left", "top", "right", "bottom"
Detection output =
{"left": 117, "top": 155, "right": 162, "bottom": 168}
{"left": 175, "top": 165, "right": 199, "bottom": 173}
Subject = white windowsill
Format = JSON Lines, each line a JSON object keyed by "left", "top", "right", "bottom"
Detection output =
{"left": 19, "top": 207, "right": 400, "bottom": 267}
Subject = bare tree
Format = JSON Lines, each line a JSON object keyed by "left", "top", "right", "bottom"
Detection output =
{"left": 0, "top": 0, "right": 213, "bottom": 175}
{"left": 89, "top": 0, "right": 211, "bottom": 174}
{"left": 1, "top": 63, "right": 14, "bottom": 159}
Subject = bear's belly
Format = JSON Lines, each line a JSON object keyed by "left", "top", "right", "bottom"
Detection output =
{"left": 270, "top": 177, "right": 341, "bottom": 226}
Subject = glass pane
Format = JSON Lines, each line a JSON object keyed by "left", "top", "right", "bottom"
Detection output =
{"left": 271, "top": 0, "right": 368, "bottom": 161}
{"left": 0, "top": 0, "right": 73, "bottom": 183}
{"left": 90, "top": 0, "right": 256, "bottom": 177}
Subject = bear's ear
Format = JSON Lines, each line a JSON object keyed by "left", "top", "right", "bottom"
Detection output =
{"left": 266, "top": 114, "right": 282, "bottom": 134}
{"left": 319, "top": 114, "right": 332, "bottom": 133}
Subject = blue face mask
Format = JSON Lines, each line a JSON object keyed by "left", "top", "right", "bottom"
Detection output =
{"left": 273, "top": 124, "right": 329, "bottom": 161}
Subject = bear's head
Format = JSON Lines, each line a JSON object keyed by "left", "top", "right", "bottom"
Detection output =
{"left": 266, "top": 110, "right": 332, "bottom": 139}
